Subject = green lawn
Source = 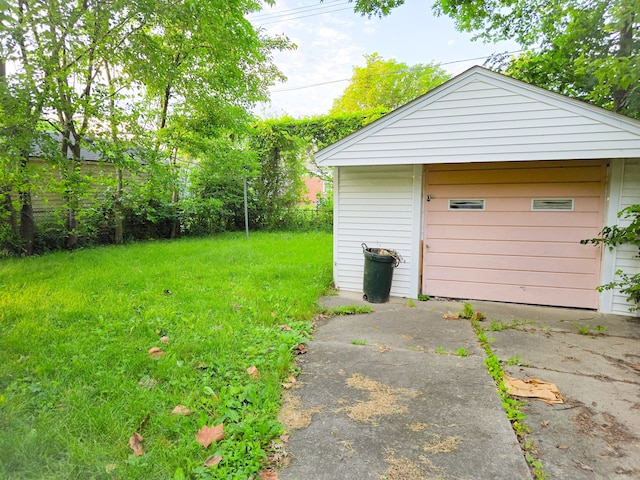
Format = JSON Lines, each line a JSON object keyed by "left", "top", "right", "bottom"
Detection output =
{"left": 0, "top": 232, "right": 333, "bottom": 479}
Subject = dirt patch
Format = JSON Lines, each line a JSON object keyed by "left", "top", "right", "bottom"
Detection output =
{"left": 278, "top": 392, "right": 322, "bottom": 430}
{"left": 573, "top": 406, "right": 638, "bottom": 445}
{"left": 338, "top": 373, "right": 418, "bottom": 424}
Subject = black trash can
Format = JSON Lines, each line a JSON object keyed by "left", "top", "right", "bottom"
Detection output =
{"left": 362, "top": 243, "right": 402, "bottom": 303}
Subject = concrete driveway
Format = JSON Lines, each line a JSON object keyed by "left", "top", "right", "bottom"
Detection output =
{"left": 276, "top": 292, "right": 640, "bottom": 479}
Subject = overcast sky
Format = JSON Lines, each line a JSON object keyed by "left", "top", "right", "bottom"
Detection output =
{"left": 248, "top": 0, "right": 520, "bottom": 118}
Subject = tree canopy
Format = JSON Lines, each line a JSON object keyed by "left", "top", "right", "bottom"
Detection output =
{"left": 350, "top": 0, "right": 640, "bottom": 117}
{"left": 330, "top": 53, "right": 450, "bottom": 114}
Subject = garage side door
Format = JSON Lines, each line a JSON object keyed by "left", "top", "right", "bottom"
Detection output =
{"left": 422, "top": 160, "right": 606, "bottom": 309}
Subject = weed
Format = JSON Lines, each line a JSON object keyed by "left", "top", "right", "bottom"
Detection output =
{"left": 328, "top": 305, "right": 373, "bottom": 316}
{"left": 573, "top": 323, "right": 592, "bottom": 335}
{"left": 489, "top": 319, "right": 510, "bottom": 331}
{"left": 407, "top": 298, "right": 415, "bottom": 308}
{"left": 455, "top": 348, "right": 469, "bottom": 357}
{"left": 470, "top": 315, "right": 545, "bottom": 479}
{"left": 505, "top": 355, "right": 528, "bottom": 367}
{"left": 351, "top": 339, "right": 368, "bottom": 346}
{"left": 417, "top": 294, "right": 430, "bottom": 301}
{"left": 458, "top": 302, "right": 475, "bottom": 319}
{"left": 436, "top": 345, "right": 447, "bottom": 354}
{"left": 594, "top": 325, "right": 608, "bottom": 334}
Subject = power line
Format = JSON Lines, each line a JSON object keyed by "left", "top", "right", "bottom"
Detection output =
{"left": 256, "top": 6, "right": 355, "bottom": 26}
{"left": 270, "top": 50, "right": 524, "bottom": 93}
{"left": 247, "top": 0, "right": 345, "bottom": 21}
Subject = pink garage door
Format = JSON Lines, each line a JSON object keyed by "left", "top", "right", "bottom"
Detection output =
{"left": 422, "top": 160, "right": 606, "bottom": 309}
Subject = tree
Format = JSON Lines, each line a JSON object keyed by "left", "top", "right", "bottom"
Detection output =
{"left": 330, "top": 53, "right": 450, "bottom": 114}
{"left": 349, "top": 1, "right": 640, "bottom": 117}
{"left": 0, "top": 0, "right": 291, "bottom": 252}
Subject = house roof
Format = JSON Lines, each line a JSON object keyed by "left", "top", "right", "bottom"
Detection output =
{"left": 316, "top": 66, "right": 640, "bottom": 167}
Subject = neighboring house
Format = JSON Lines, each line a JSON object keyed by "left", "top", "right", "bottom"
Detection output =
{"left": 316, "top": 66, "right": 640, "bottom": 315}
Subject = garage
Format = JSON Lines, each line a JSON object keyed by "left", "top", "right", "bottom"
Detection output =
{"left": 316, "top": 67, "right": 640, "bottom": 313}
{"left": 422, "top": 160, "right": 606, "bottom": 308}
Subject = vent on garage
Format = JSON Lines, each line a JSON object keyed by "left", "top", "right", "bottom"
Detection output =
{"left": 448, "top": 199, "right": 485, "bottom": 210}
{"left": 531, "top": 198, "right": 574, "bottom": 211}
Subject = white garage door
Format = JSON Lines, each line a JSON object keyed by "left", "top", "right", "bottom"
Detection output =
{"left": 422, "top": 160, "right": 606, "bottom": 309}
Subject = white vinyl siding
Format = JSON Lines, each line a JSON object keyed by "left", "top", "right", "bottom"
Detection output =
{"left": 334, "top": 165, "right": 421, "bottom": 298}
{"left": 600, "top": 159, "right": 640, "bottom": 315}
{"left": 317, "top": 69, "right": 640, "bottom": 167}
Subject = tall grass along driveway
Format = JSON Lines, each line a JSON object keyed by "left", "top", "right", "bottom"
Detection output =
{"left": 0, "top": 232, "right": 333, "bottom": 479}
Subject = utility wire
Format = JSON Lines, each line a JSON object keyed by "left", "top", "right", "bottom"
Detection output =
{"left": 247, "top": 0, "right": 345, "bottom": 21}
{"left": 255, "top": 6, "right": 355, "bottom": 26}
{"left": 270, "top": 50, "right": 523, "bottom": 93}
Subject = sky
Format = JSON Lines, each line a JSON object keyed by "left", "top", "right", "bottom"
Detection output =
{"left": 249, "top": 0, "right": 520, "bottom": 118}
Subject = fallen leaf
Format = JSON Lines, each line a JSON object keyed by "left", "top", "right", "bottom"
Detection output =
{"left": 128, "top": 432, "right": 144, "bottom": 457}
{"left": 295, "top": 344, "right": 306, "bottom": 355}
{"left": 204, "top": 455, "right": 222, "bottom": 467}
{"left": 271, "top": 311, "right": 276, "bottom": 318}
{"left": 195, "top": 424, "right": 225, "bottom": 448}
{"left": 247, "top": 366, "right": 260, "bottom": 378}
{"left": 148, "top": 347, "right": 165, "bottom": 358}
{"left": 232, "top": 301, "right": 242, "bottom": 311}
{"left": 443, "top": 313, "right": 459, "bottom": 320}
{"left": 632, "top": 364, "right": 640, "bottom": 372}
{"left": 377, "top": 345, "right": 390, "bottom": 353}
{"left": 471, "top": 311, "right": 486, "bottom": 321}
{"left": 558, "top": 445, "right": 569, "bottom": 449}
{"left": 279, "top": 324, "right": 292, "bottom": 331}
{"left": 171, "top": 405, "right": 193, "bottom": 416}
{"left": 541, "top": 420, "right": 550, "bottom": 427}
{"left": 259, "top": 470, "right": 279, "bottom": 480}
{"left": 105, "top": 463, "right": 117, "bottom": 473}
{"left": 282, "top": 374, "right": 297, "bottom": 388}
{"left": 280, "top": 435, "right": 289, "bottom": 443}
{"left": 160, "top": 336, "right": 170, "bottom": 344}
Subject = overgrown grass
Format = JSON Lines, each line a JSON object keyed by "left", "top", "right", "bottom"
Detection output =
{"left": 0, "top": 232, "right": 333, "bottom": 479}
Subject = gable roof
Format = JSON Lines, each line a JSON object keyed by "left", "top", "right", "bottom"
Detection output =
{"left": 316, "top": 66, "right": 640, "bottom": 167}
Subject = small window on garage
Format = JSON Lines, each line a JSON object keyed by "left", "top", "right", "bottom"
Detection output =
{"left": 531, "top": 198, "right": 574, "bottom": 211}
{"left": 448, "top": 199, "right": 485, "bottom": 210}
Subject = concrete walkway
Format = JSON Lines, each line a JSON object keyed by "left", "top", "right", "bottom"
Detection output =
{"left": 276, "top": 292, "right": 640, "bottom": 480}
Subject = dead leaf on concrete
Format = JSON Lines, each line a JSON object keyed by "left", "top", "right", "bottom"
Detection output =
{"left": 148, "top": 346, "right": 165, "bottom": 358}
{"left": 204, "top": 455, "right": 222, "bottom": 467}
{"left": 295, "top": 344, "right": 306, "bottom": 355}
{"left": 443, "top": 313, "right": 459, "bottom": 320}
{"left": 171, "top": 405, "right": 193, "bottom": 416}
{"left": 195, "top": 424, "right": 225, "bottom": 448}
{"left": 128, "top": 432, "right": 144, "bottom": 457}
{"left": 504, "top": 375, "right": 564, "bottom": 404}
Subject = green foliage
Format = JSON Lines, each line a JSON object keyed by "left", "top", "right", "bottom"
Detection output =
{"left": 418, "top": 294, "right": 430, "bottom": 301}
{"left": 583, "top": 205, "right": 640, "bottom": 309}
{"left": 407, "top": 298, "right": 415, "bottom": 307}
{"left": 458, "top": 302, "right": 475, "bottom": 319}
{"left": 0, "top": 232, "right": 333, "bottom": 479}
{"left": 433, "top": 0, "right": 640, "bottom": 117}
{"left": 331, "top": 53, "right": 450, "bottom": 114}
{"left": 351, "top": 339, "right": 368, "bottom": 345}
